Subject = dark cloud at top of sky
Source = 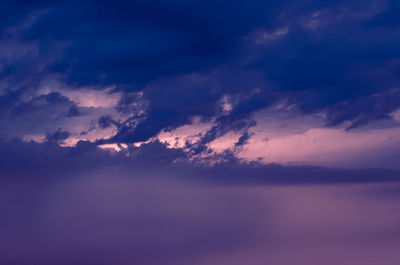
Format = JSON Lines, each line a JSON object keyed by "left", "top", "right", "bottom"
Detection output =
{"left": 15, "top": 0, "right": 283, "bottom": 87}
{"left": 1, "top": 0, "right": 399, "bottom": 145}
{"left": 367, "top": 1, "right": 400, "bottom": 27}
{"left": 0, "top": 0, "right": 400, "bottom": 159}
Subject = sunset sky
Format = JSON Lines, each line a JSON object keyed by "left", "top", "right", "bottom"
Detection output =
{"left": 1, "top": 0, "right": 400, "bottom": 264}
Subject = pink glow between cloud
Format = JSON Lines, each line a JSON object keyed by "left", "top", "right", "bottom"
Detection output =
{"left": 156, "top": 107, "right": 400, "bottom": 169}
{"left": 240, "top": 127, "right": 400, "bottom": 168}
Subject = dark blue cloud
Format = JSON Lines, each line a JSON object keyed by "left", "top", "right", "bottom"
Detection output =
{"left": 44, "top": 128, "right": 70, "bottom": 144}
{"left": 98, "top": 115, "right": 117, "bottom": 129}
{"left": 10, "top": 92, "right": 77, "bottom": 117}
{"left": 235, "top": 131, "right": 253, "bottom": 147}
{"left": 258, "top": 28, "right": 400, "bottom": 114}
{"left": 23, "top": 0, "right": 283, "bottom": 85}
{"left": 1, "top": 0, "right": 400, "bottom": 146}
{"left": 367, "top": 1, "right": 400, "bottom": 27}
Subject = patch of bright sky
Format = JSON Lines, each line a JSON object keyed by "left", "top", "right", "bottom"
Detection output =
{"left": 239, "top": 107, "right": 400, "bottom": 169}
{"left": 16, "top": 79, "right": 127, "bottom": 146}
{"left": 157, "top": 116, "right": 214, "bottom": 148}
{"left": 98, "top": 143, "right": 128, "bottom": 152}
{"left": 159, "top": 105, "right": 400, "bottom": 169}
{"left": 21, "top": 107, "right": 120, "bottom": 147}
{"left": 240, "top": 126, "right": 400, "bottom": 169}
{"left": 38, "top": 79, "right": 122, "bottom": 108}
{"left": 391, "top": 108, "right": 400, "bottom": 123}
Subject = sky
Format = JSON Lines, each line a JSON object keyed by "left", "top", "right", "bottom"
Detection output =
{"left": 1, "top": 0, "right": 400, "bottom": 264}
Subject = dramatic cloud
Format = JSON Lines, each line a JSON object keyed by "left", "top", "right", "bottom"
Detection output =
{"left": 1, "top": 0, "right": 400, "bottom": 155}
{"left": 1, "top": 2, "right": 400, "bottom": 263}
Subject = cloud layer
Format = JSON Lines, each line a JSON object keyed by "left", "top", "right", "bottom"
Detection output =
{"left": 1, "top": 0, "right": 400, "bottom": 165}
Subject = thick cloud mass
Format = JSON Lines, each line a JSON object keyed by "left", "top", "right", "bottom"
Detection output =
{"left": 1, "top": 0, "right": 400, "bottom": 148}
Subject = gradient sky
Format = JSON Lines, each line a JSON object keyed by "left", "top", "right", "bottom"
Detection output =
{"left": 1, "top": 0, "right": 400, "bottom": 264}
